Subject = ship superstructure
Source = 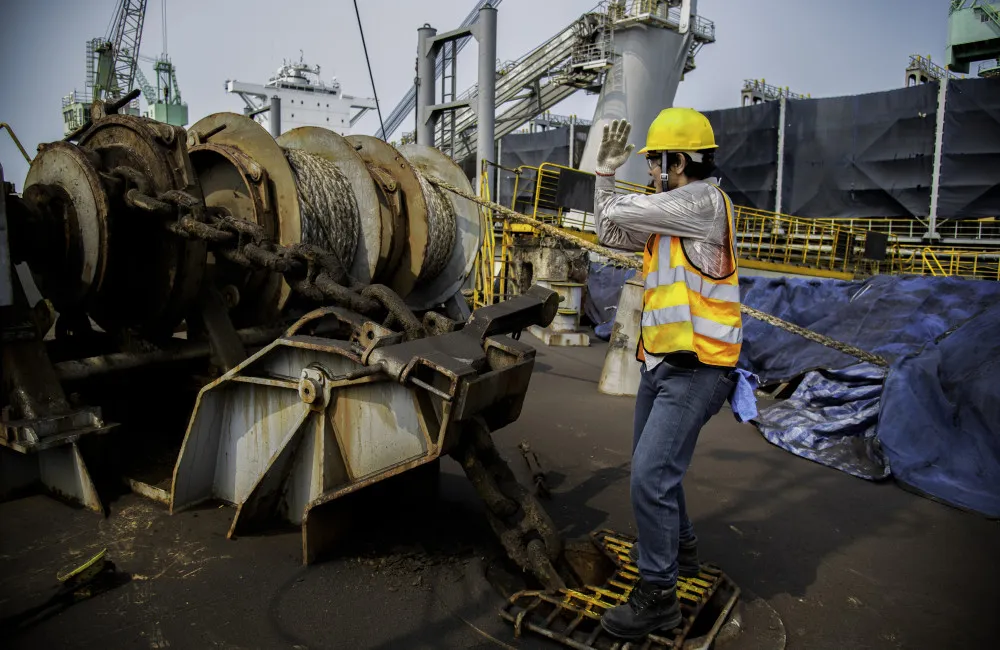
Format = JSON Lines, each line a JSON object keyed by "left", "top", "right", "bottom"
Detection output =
{"left": 226, "top": 54, "right": 377, "bottom": 135}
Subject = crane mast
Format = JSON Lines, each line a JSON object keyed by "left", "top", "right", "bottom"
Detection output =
{"left": 99, "top": 0, "right": 149, "bottom": 100}
{"left": 61, "top": 0, "right": 148, "bottom": 136}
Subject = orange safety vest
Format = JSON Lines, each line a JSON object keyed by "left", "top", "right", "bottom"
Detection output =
{"left": 636, "top": 186, "right": 742, "bottom": 367}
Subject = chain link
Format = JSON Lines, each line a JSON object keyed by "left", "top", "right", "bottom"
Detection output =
{"left": 124, "top": 181, "right": 425, "bottom": 339}
{"left": 117, "top": 169, "right": 565, "bottom": 587}
{"left": 452, "top": 417, "right": 566, "bottom": 591}
{"left": 426, "top": 175, "right": 891, "bottom": 369}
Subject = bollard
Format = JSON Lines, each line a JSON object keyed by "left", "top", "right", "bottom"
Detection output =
{"left": 598, "top": 277, "right": 644, "bottom": 396}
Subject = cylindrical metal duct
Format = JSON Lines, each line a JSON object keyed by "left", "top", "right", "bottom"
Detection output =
{"left": 578, "top": 24, "right": 693, "bottom": 185}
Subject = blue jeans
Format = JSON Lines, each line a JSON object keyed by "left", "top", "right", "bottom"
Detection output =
{"left": 631, "top": 358, "right": 734, "bottom": 587}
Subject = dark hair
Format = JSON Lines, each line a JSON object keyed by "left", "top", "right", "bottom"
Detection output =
{"left": 669, "top": 150, "right": 716, "bottom": 180}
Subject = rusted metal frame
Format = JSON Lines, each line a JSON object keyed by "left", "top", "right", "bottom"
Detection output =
{"left": 1, "top": 280, "right": 113, "bottom": 453}
{"left": 229, "top": 376, "right": 300, "bottom": 390}
{"left": 411, "top": 390, "right": 437, "bottom": 454}
{"left": 300, "top": 453, "right": 445, "bottom": 563}
{"left": 63, "top": 90, "right": 141, "bottom": 143}
{"left": 52, "top": 325, "right": 284, "bottom": 382}
{"left": 193, "top": 285, "right": 248, "bottom": 372}
{"left": 1, "top": 285, "right": 108, "bottom": 511}
{"left": 0, "top": 415, "right": 112, "bottom": 454}
{"left": 285, "top": 305, "right": 370, "bottom": 337}
{"left": 226, "top": 404, "right": 316, "bottom": 539}
{"left": 400, "top": 355, "right": 462, "bottom": 402}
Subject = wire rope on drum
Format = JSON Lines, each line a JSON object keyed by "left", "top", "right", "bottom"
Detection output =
{"left": 284, "top": 148, "right": 361, "bottom": 285}
{"left": 412, "top": 165, "right": 457, "bottom": 284}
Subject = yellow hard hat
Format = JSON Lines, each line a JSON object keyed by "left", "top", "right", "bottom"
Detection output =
{"left": 638, "top": 107, "right": 718, "bottom": 154}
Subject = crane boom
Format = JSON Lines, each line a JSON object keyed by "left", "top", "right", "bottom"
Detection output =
{"left": 105, "top": 0, "right": 149, "bottom": 99}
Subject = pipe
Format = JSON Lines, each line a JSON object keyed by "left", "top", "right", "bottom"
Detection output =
{"left": 476, "top": 4, "right": 498, "bottom": 196}
{"left": 775, "top": 96, "right": 787, "bottom": 215}
{"left": 0, "top": 123, "right": 32, "bottom": 163}
{"left": 63, "top": 89, "right": 141, "bottom": 142}
{"left": 568, "top": 114, "right": 575, "bottom": 168}
{"left": 416, "top": 23, "right": 438, "bottom": 146}
{"left": 53, "top": 326, "right": 285, "bottom": 381}
{"left": 270, "top": 95, "right": 282, "bottom": 137}
{"left": 926, "top": 79, "right": 947, "bottom": 242}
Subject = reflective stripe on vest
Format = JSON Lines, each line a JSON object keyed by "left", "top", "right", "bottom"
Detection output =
{"left": 637, "top": 186, "right": 742, "bottom": 367}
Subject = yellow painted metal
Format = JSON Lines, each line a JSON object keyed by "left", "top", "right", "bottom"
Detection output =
{"left": 474, "top": 161, "right": 998, "bottom": 308}
{"left": 57, "top": 547, "right": 107, "bottom": 584}
{"left": 500, "top": 529, "right": 737, "bottom": 649}
{"left": 473, "top": 162, "right": 497, "bottom": 308}
{"left": 733, "top": 205, "right": 902, "bottom": 277}
{"left": 738, "top": 258, "right": 856, "bottom": 280}
{"left": 903, "top": 247, "right": 1000, "bottom": 281}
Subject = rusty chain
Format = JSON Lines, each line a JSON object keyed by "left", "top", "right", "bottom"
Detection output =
{"left": 122, "top": 174, "right": 573, "bottom": 588}
{"left": 118, "top": 178, "right": 426, "bottom": 340}
{"left": 452, "top": 417, "right": 567, "bottom": 591}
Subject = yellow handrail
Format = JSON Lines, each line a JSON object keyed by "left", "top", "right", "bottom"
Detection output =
{"left": 474, "top": 163, "right": 999, "bottom": 294}
{"left": 474, "top": 161, "right": 498, "bottom": 307}
{"left": 921, "top": 248, "right": 946, "bottom": 276}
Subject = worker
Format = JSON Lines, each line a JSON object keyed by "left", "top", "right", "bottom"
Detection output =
{"left": 593, "top": 110, "right": 742, "bottom": 639}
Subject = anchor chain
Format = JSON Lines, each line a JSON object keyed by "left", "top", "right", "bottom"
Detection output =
{"left": 452, "top": 417, "right": 567, "bottom": 591}
{"left": 117, "top": 176, "right": 425, "bottom": 340}
{"left": 121, "top": 168, "right": 569, "bottom": 588}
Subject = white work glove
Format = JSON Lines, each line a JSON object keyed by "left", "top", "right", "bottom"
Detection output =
{"left": 595, "top": 119, "right": 634, "bottom": 176}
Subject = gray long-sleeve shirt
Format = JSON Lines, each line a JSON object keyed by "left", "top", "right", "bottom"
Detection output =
{"left": 594, "top": 173, "right": 737, "bottom": 368}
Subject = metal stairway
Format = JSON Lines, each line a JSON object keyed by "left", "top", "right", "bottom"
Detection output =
{"left": 422, "top": 8, "right": 614, "bottom": 161}
{"left": 421, "top": 1, "right": 716, "bottom": 163}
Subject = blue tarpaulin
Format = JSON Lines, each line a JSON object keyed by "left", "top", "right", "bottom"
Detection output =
{"left": 587, "top": 270, "right": 1000, "bottom": 518}
{"left": 584, "top": 262, "right": 636, "bottom": 340}
{"left": 740, "top": 274, "right": 1000, "bottom": 518}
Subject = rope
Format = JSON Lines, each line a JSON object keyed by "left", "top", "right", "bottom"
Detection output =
{"left": 412, "top": 165, "right": 458, "bottom": 282}
{"left": 426, "top": 176, "right": 890, "bottom": 369}
{"left": 284, "top": 148, "right": 360, "bottom": 281}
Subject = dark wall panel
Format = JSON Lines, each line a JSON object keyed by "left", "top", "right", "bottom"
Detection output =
{"left": 938, "top": 78, "right": 1000, "bottom": 219}
{"left": 782, "top": 84, "right": 937, "bottom": 218}
{"left": 704, "top": 102, "right": 779, "bottom": 211}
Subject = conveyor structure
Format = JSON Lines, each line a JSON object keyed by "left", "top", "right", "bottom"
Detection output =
{"left": 412, "top": 0, "right": 715, "bottom": 166}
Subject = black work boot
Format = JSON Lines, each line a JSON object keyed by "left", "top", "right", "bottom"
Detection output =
{"left": 678, "top": 540, "right": 702, "bottom": 578}
{"left": 601, "top": 579, "right": 682, "bottom": 639}
{"left": 628, "top": 540, "right": 702, "bottom": 578}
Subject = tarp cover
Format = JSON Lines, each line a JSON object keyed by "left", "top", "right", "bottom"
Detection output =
{"left": 937, "top": 78, "right": 1000, "bottom": 219}
{"left": 781, "top": 84, "right": 937, "bottom": 218}
{"left": 703, "top": 102, "right": 780, "bottom": 211}
{"left": 739, "top": 274, "right": 1000, "bottom": 518}
{"left": 584, "top": 261, "right": 636, "bottom": 331}
{"left": 588, "top": 270, "right": 1000, "bottom": 517}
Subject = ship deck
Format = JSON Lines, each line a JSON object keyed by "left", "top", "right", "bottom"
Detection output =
{"left": 1, "top": 332, "right": 997, "bottom": 649}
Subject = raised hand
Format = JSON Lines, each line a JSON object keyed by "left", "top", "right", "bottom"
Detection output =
{"left": 595, "top": 119, "right": 634, "bottom": 176}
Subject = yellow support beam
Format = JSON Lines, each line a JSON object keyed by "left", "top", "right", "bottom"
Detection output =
{"left": 738, "top": 258, "right": 856, "bottom": 280}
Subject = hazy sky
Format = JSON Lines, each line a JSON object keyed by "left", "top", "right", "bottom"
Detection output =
{"left": 0, "top": 0, "right": 947, "bottom": 186}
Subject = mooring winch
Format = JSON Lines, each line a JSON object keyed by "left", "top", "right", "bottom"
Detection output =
{"left": 0, "top": 94, "right": 573, "bottom": 587}
{"left": 0, "top": 92, "right": 753, "bottom": 649}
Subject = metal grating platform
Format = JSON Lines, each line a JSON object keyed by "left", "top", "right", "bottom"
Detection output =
{"left": 500, "top": 529, "right": 740, "bottom": 650}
